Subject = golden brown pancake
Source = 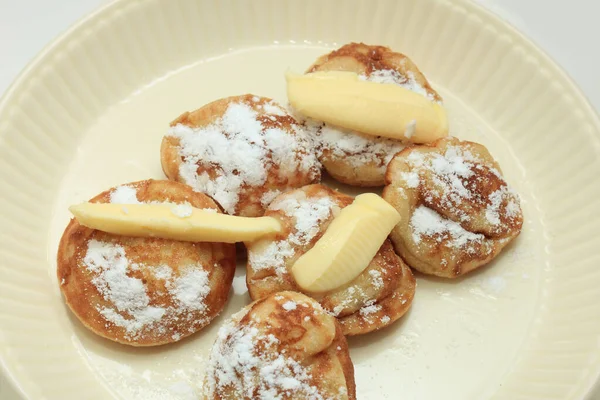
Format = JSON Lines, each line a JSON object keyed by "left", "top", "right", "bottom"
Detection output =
{"left": 161, "top": 94, "right": 321, "bottom": 217}
{"left": 383, "top": 137, "right": 523, "bottom": 278}
{"left": 300, "top": 42, "right": 442, "bottom": 187}
{"left": 203, "top": 291, "right": 356, "bottom": 400}
{"left": 57, "top": 179, "right": 236, "bottom": 346}
{"left": 246, "top": 184, "right": 415, "bottom": 336}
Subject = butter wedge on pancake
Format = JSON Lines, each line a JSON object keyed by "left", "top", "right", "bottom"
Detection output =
{"left": 69, "top": 202, "right": 282, "bottom": 243}
{"left": 291, "top": 193, "right": 401, "bottom": 293}
{"left": 286, "top": 70, "right": 448, "bottom": 144}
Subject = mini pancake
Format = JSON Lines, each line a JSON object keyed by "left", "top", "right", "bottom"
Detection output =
{"left": 161, "top": 94, "right": 321, "bottom": 217}
{"left": 203, "top": 291, "right": 356, "bottom": 400}
{"left": 383, "top": 137, "right": 524, "bottom": 278}
{"left": 57, "top": 179, "right": 236, "bottom": 346}
{"left": 301, "top": 42, "right": 442, "bottom": 187}
{"left": 246, "top": 184, "right": 416, "bottom": 336}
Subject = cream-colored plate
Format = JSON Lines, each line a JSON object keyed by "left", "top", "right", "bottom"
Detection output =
{"left": 1, "top": 0, "right": 599, "bottom": 399}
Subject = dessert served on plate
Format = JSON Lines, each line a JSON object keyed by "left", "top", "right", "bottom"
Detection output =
{"left": 57, "top": 179, "right": 236, "bottom": 346}
{"left": 161, "top": 94, "right": 321, "bottom": 217}
{"left": 292, "top": 42, "right": 444, "bottom": 187}
{"left": 53, "top": 40, "right": 524, "bottom": 397}
{"left": 246, "top": 184, "right": 416, "bottom": 336}
{"left": 383, "top": 137, "right": 523, "bottom": 277}
{"left": 203, "top": 291, "right": 356, "bottom": 399}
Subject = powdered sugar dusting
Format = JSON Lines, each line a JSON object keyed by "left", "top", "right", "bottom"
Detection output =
{"left": 368, "top": 269, "right": 384, "bottom": 290}
{"left": 359, "top": 300, "right": 381, "bottom": 316}
{"left": 168, "top": 101, "right": 319, "bottom": 214}
{"left": 204, "top": 309, "right": 327, "bottom": 399}
{"left": 249, "top": 196, "right": 334, "bottom": 276}
{"left": 83, "top": 240, "right": 211, "bottom": 341}
{"left": 261, "top": 190, "right": 281, "bottom": 208}
{"left": 170, "top": 269, "right": 210, "bottom": 312}
{"left": 109, "top": 185, "right": 196, "bottom": 211}
{"left": 331, "top": 285, "right": 371, "bottom": 317}
{"left": 250, "top": 240, "right": 295, "bottom": 277}
{"left": 110, "top": 186, "right": 141, "bottom": 204}
{"left": 171, "top": 203, "right": 193, "bottom": 218}
{"left": 84, "top": 240, "right": 166, "bottom": 337}
{"left": 308, "top": 121, "right": 405, "bottom": 172}
{"left": 486, "top": 186, "right": 520, "bottom": 226}
{"left": 306, "top": 120, "right": 405, "bottom": 174}
{"left": 411, "top": 206, "right": 484, "bottom": 250}
{"left": 401, "top": 142, "right": 521, "bottom": 244}
{"left": 406, "top": 147, "right": 476, "bottom": 215}
{"left": 358, "top": 300, "right": 383, "bottom": 325}
{"left": 262, "top": 101, "right": 287, "bottom": 116}
{"left": 402, "top": 172, "right": 420, "bottom": 188}
{"left": 405, "top": 120, "right": 417, "bottom": 139}
{"left": 359, "top": 69, "right": 438, "bottom": 103}
{"left": 303, "top": 66, "right": 437, "bottom": 174}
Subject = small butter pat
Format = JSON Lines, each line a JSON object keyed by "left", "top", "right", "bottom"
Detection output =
{"left": 286, "top": 71, "right": 448, "bottom": 144}
{"left": 69, "top": 203, "right": 281, "bottom": 243}
{"left": 291, "top": 193, "right": 401, "bottom": 293}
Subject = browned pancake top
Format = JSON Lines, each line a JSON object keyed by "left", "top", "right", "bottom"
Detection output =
{"left": 246, "top": 184, "right": 415, "bottom": 335}
{"left": 57, "top": 179, "right": 236, "bottom": 346}
{"left": 203, "top": 291, "right": 356, "bottom": 400}
{"left": 161, "top": 94, "right": 321, "bottom": 216}
{"left": 302, "top": 42, "right": 442, "bottom": 187}
{"left": 383, "top": 137, "right": 523, "bottom": 277}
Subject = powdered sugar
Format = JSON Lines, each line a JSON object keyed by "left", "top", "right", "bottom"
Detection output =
{"left": 84, "top": 240, "right": 166, "bottom": 337}
{"left": 170, "top": 269, "right": 210, "bottom": 312}
{"left": 282, "top": 301, "right": 297, "bottom": 311}
{"left": 359, "top": 300, "right": 382, "bottom": 316}
{"left": 249, "top": 196, "right": 334, "bottom": 276}
{"left": 204, "top": 309, "right": 327, "bottom": 399}
{"left": 154, "top": 265, "right": 173, "bottom": 281}
{"left": 368, "top": 269, "right": 384, "bottom": 290}
{"left": 303, "top": 66, "right": 437, "bottom": 174}
{"left": 402, "top": 172, "right": 420, "bottom": 188}
{"left": 83, "top": 240, "right": 211, "bottom": 341}
{"left": 401, "top": 143, "right": 521, "bottom": 243}
{"left": 260, "top": 190, "right": 281, "bottom": 208}
{"left": 330, "top": 285, "right": 371, "bottom": 317}
{"left": 109, "top": 185, "right": 196, "bottom": 212}
{"left": 250, "top": 240, "right": 295, "bottom": 277}
{"left": 410, "top": 206, "right": 484, "bottom": 250}
{"left": 110, "top": 186, "right": 141, "bottom": 204}
{"left": 405, "top": 120, "right": 417, "bottom": 139}
{"left": 486, "top": 186, "right": 520, "bottom": 226}
{"left": 308, "top": 121, "right": 405, "bottom": 172}
{"left": 359, "top": 69, "right": 438, "bottom": 103}
{"left": 168, "top": 100, "right": 319, "bottom": 214}
{"left": 171, "top": 203, "right": 193, "bottom": 218}
{"left": 406, "top": 147, "right": 476, "bottom": 211}
{"left": 262, "top": 101, "right": 287, "bottom": 116}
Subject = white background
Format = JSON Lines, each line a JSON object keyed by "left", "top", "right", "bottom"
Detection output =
{"left": 0, "top": 0, "right": 598, "bottom": 399}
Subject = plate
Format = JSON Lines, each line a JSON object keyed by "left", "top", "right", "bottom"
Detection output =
{"left": 1, "top": 0, "right": 599, "bottom": 399}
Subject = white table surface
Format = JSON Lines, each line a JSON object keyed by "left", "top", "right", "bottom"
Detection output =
{"left": 0, "top": 0, "right": 598, "bottom": 399}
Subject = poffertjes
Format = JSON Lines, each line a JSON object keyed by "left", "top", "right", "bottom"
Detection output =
{"left": 161, "top": 94, "right": 321, "bottom": 217}
{"left": 246, "top": 184, "right": 415, "bottom": 336}
{"left": 203, "top": 291, "right": 356, "bottom": 400}
{"left": 300, "top": 42, "right": 442, "bottom": 187}
{"left": 57, "top": 179, "right": 236, "bottom": 346}
{"left": 383, "top": 137, "right": 523, "bottom": 278}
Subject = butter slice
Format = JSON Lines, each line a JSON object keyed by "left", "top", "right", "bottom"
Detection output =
{"left": 69, "top": 203, "right": 281, "bottom": 243}
{"left": 286, "top": 71, "right": 448, "bottom": 144}
{"left": 291, "top": 193, "right": 401, "bottom": 293}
